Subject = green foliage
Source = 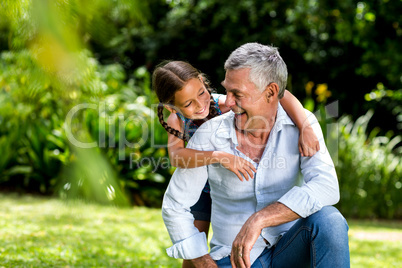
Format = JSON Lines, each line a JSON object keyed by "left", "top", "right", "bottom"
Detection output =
{"left": 59, "top": 146, "right": 130, "bottom": 207}
{"left": 336, "top": 111, "right": 402, "bottom": 219}
{"left": 1, "top": 0, "right": 401, "bottom": 217}
{"left": 92, "top": 0, "right": 401, "bottom": 133}
{"left": 0, "top": 0, "right": 171, "bottom": 206}
{"left": 0, "top": 0, "right": 149, "bottom": 51}
{"left": 0, "top": 49, "right": 171, "bottom": 207}
{"left": 0, "top": 50, "right": 69, "bottom": 193}
{"left": 302, "top": 82, "right": 401, "bottom": 219}
{"left": 365, "top": 83, "right": 402, "bottom": 131}
{"left": 61, "top": 66, "right": 172, "bottom": 207}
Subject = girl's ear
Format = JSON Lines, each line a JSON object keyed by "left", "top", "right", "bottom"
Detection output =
{"left": 198, "top": 75, "right": 205, "bottom": 85}
{"left": 164, "top": 104, "right": 177, "bottom": 114}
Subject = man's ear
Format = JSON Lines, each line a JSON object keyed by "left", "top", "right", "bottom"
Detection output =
{"left": 263, "top": 83, "right": 279, "bottom": 103}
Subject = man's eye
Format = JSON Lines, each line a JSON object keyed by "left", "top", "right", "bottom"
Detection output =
{"left": 199, "top": 90, "right": 205, "bottom": 96}
{"left": 184, "top": 102, "right": 191, "bottom": 108}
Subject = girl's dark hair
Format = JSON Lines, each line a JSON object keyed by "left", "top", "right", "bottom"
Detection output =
{"left": 153, "top": 60, "right": 220, "bottom": 142}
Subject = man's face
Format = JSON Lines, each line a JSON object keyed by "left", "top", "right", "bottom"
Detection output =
{"left": 221, "top": 68, "right": 271, "bottom": 131}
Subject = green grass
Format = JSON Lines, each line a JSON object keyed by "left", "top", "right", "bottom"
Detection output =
{"left": 0, "top": 194, "right": 401, "bottom": 267}
{"left": 348, "top": 220, "right": 402, "bottom": 267}
{"left": 0, "top": 194, "right": 181, "bottom": 267}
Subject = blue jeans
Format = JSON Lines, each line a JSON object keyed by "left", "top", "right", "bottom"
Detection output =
{"left": 216, "top": 206, "right": 350, "bottom": 268}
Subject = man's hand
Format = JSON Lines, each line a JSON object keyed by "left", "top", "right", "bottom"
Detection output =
{"left": 230, "top": 213, "right": 262, "bottom": 268}
{"left": 230, "top": 203, "right": 300, "bottom": 268}
{"left": 191, "top": 254, "right": 218, "bottom": 268}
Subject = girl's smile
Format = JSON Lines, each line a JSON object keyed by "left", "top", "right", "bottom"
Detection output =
{"left": 195, "top": 105, "right": 207, "bottom": 115}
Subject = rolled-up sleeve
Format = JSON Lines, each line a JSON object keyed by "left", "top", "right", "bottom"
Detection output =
{"left": 162, "top": 126, "right": 215, "bottom": 259}
{"left": 278, "top": 113, "right": 339, "bottom": 218}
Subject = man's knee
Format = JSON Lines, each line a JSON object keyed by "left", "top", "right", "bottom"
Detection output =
{"left": 317, "top": 206, "right": 348, "bottom": 227}
{"left": 308, "top": 206, "right": 349, "bottom": 244}
{"left": 307, "top": 206, "right": 350, "bottom": 266}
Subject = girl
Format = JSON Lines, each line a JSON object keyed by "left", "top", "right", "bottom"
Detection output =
{"left": 153, "top": 60, "right": 319, "bottom": 268}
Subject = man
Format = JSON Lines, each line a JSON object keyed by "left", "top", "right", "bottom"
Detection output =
{"left": 162, "top": 43, "right": 350, "bottom": 267}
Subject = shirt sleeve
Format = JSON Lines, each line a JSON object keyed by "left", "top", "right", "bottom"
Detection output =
{"left": 278, "top": 111, "right": 340, "bottom": 218}
{"left": 162, "top": 124, "right": 215, "bottom": 259}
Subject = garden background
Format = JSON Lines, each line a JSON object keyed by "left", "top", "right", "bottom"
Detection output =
{"left": 0, "top": 0, "right": 401, "bottom": 267}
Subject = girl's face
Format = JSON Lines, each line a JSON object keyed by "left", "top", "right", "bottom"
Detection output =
{"left": 172, "top": 78, "right": 211, "bottom": 120}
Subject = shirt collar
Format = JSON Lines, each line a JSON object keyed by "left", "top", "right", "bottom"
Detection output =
{"left": 215, "top": 103, "right": 295, "bottom": 144}
{"left": 215, "top": 111, "right": 238, "bottom": 145}
{"left": 275, "top": 103, "right": 296, "bottom": 131}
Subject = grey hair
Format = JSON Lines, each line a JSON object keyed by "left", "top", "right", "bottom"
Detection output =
{"left": 224, "top": 43, "right": 288, "bottom": 98}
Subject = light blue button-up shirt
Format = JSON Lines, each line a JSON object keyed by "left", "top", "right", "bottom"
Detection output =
{"left": 162, "top": 104, "right": 339, "bottom": 265}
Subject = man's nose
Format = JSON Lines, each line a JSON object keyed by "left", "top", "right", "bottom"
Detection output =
{"left": 225, "top": 93, "right": 235, "bottom": 107}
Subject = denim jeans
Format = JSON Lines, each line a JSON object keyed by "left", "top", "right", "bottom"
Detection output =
{"left": 215, "top": 206, "right": 350, "bottom": 268}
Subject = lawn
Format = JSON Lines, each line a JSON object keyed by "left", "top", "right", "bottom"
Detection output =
{"left": 0, "top": 194, "right": 400, "bottom": 267}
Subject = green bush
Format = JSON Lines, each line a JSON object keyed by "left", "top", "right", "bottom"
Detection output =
{"left": 60, "top": 66, "right": 172, "bottom": 207}
{"left": 0, "top": 50, "right": 171, "bottom": 207}
{"left": 0, "top": 50, "right": 70, "bottom": 193}
{"left": 1, "top": 0, "right": 401, "bottom": 214}
{"left": 335, "top": 111, "right": 402, "bottom": 219}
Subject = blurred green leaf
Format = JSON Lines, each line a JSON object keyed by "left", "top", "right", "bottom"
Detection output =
{"left": 5, "top": 166, "right": 33, "bottom": 176}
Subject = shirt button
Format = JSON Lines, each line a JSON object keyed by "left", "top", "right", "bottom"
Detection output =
{"left": 257, "top": 191, "right": 261, "bottom": 195}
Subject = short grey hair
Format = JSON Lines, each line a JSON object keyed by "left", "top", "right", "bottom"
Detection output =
{"left": 224, "top": 43, "right": 288, "bottom": 98}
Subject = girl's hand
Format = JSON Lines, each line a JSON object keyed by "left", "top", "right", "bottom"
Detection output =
{"left": 299, "top": 125, "right": 320, "bottom": 157}
{"left": 215, "top": 152, "right": 256, "bottom": 181}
